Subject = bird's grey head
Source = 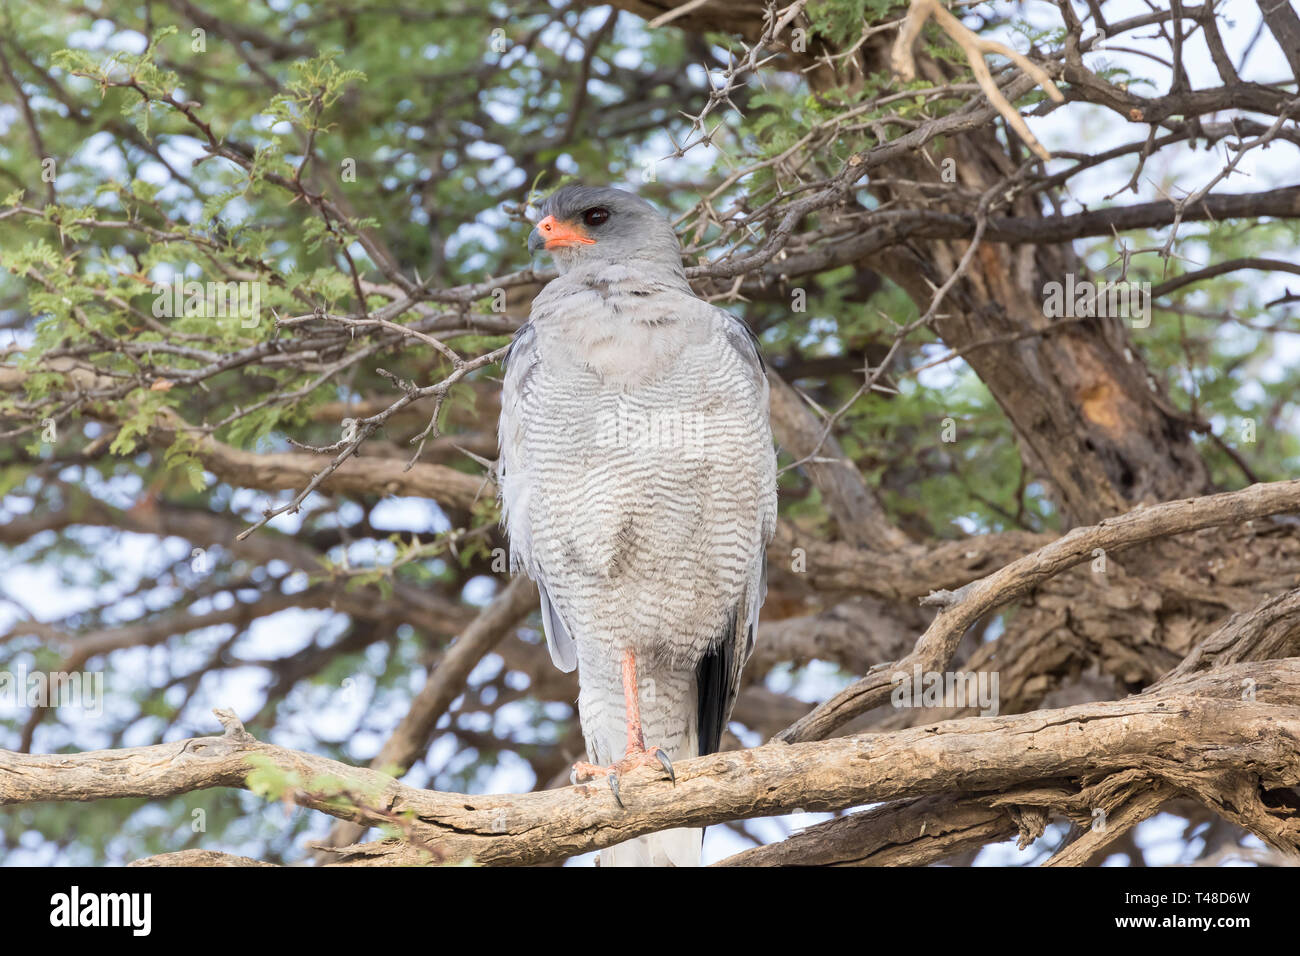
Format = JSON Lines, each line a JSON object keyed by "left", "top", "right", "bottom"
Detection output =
{"left": 527, "top": 185, "right": 683, "bottom": 277}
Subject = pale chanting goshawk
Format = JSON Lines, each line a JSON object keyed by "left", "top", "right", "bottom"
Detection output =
{"left": 498, "top": 185, "right": 777, "bottom": 866}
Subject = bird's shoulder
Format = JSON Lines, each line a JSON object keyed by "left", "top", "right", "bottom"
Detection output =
{"left": 514, "top": 279, "right": 769, "bottom": 398}
{"left": 501, "top": 321, "right": 537, "bottom": 373}
{"left": 704, "top": 304, "right": 767, "bottom": 375}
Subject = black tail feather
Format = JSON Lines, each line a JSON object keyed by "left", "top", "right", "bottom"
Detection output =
{"left": 695, "top": 608, "right": 737, "bottom": 756}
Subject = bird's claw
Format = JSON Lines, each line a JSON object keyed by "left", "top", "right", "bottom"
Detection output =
{"left": 570, "top": 745, "right": 675, "bottom": 807}
{"left": 653, "top": 748, "right": 675, "bottom": 785}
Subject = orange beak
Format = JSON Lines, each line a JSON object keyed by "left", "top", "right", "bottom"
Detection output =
{"left": 530, "top": 215, "right": 596, "bottom": 252}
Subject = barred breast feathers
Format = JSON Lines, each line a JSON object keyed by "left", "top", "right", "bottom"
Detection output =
{"left": 499, "top": 274, "right": 777, "bottom": 673}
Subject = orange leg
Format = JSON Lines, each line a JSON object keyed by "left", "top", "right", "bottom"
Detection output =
{"left": 571, "top": 648, "right": 675, "bottom": 806}
{"left": 622, "top": 644, "right": 645, "bottom": 752}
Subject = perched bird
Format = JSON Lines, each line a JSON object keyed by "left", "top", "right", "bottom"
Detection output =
{"left": 498, "top": 184, "right": 777, "bottom": 866}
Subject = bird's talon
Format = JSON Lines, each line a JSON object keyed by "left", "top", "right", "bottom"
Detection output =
{"left": 570, "top": 745, "right": 671, "bottom": 807}
{"left": 654, "top": 748, "right": 675, "bottom": 784}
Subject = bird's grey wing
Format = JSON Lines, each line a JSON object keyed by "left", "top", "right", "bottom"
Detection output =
{"left": 535, "top": 578, "right": 577, "bottom": 672}
{"left": 498, "top": 322, "right": 577, "bottom": 673}
{"left": 696, "top": 311, "right": 777, "bottom": 754}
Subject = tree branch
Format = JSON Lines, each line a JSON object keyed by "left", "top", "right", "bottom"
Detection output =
{"left": 777, "top": 479, "right": 1300, "bottom": 743}
{"left": 4, "top": 657, "right": 1299, "bottom": 865}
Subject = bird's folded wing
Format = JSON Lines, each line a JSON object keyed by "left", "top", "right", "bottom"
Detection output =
{"left": 536, "top": 579, "right": 578, "bottom": 673}
{"left": 696, "top": 308, "right": 778, "bottom": 754}
{"left": 498, "top": 323, "right": 579, "bottom": 672}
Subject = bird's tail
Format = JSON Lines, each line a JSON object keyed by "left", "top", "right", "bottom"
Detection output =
{"left": 599, "top": 827, "right": 701, "bottom": 867}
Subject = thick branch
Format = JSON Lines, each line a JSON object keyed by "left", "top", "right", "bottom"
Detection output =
{"left": 778, "top": 479, "right": 1300, "bottom": 743}
{"left": 4, "top": 660, "right": 1299, "bottom": 866}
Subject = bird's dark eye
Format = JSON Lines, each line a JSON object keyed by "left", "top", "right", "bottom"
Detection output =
{"left": 582, "top": 207, "right": 611, "bottom": 227}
